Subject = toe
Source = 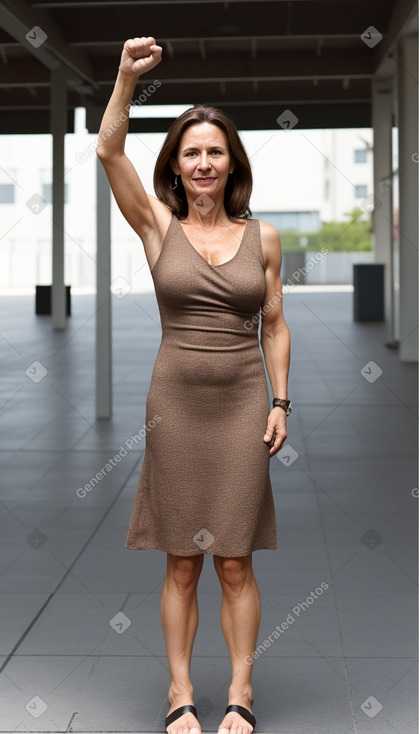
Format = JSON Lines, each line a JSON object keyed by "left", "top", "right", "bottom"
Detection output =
{"left": 167, "top": 712, "right": 201, "bottom": 734}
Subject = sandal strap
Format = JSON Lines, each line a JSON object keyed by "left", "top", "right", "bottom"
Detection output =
{"left": 165, "top": 705, "right": 198, "bottom": 728}
{"left": 225, "top": 704, "right": 256, "bottom": 729}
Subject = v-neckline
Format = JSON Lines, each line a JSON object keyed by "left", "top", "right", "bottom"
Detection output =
{"left": 174, "top": 213, "right": 250, "bottom": 268}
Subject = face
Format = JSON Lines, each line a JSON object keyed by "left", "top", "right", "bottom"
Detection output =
{"left": 171, "top": 122, "right": 235, "bottom": 199}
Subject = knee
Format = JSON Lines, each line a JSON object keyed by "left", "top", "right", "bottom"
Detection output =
{"left": 166, "top": 555, "right": 202, "bottom": 593}
{"left": 214, "top": 557, "right": 250, "bottom": 593}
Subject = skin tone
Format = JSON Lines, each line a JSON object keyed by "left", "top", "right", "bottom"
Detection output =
{"left": 97, "top": 36, "right": 290, "bottom": 734}
{"left": 163, "top": 122, "right": 289, "bottom": 734}
{"left": 170, "top": 122, "right": 244, "bottom": 265}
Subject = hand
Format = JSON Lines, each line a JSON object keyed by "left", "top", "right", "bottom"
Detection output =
{"left": 263, "top": 407, "right": 287, "bottom": 457}
{"left": 119, "top": 36, "right": 162, "bottom": 77}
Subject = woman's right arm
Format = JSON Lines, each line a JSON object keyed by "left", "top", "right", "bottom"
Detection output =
{"left": 96, "top": 37, "right": 170, "bottom": 263}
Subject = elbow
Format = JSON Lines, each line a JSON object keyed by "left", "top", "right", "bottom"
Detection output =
{"left": 96, "top": 144, "right": 108, "bottom": 161}
{"left": 261, "top": 323, "right": 290, "bottom": 341}
{"left": 96, "top": 146, "right": 122, "bottom": 165}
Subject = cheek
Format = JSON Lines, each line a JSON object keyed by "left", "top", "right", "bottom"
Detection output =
{"left": 180, "top": 159, "right": 196, "bottom": 173}
{"left": 218, "top": 158, "right": 231, "bottom": 172}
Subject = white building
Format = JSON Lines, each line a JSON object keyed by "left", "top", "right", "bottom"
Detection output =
{"left": 0, "top": 118, "right": 372, "bottom": 293}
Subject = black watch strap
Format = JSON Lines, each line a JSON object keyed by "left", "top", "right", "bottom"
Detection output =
{"left": 273, "top": 398, "right": 292, "bottom": 416}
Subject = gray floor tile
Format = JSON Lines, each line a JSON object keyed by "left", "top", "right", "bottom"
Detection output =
{"left": 335, "top": 591, "right": 417, "bottom": 657}
{"left": 347, "top": 657, "right": 417, "bottom": 734}
{"left": 0, "top": 292, "right": 416, "bottom": 733}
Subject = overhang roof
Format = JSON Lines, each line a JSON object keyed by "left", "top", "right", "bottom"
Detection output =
{"left": 0, "top": 0, "right": 417, "bottom": 133}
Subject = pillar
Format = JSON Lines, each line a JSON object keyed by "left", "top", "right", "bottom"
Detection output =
{"left": 50, "top": 67, "right": 67, "bottom": 330}
{"left": 372, "top": 78, "right": 393, "bottom": 338}
{"left": 397, "top": 34, "right": 418, "bottom": 362}
{"left": 96, "top": 156, "right": 112, "bottom": 418}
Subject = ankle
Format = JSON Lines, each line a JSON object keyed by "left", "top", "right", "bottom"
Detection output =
{"left": 168, "top": 682, "right": 194, "bottom": 705}
{"left": 228, "top": 683, "right": 253, "bottom": 705}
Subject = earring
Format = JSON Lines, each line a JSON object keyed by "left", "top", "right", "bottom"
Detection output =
{"left": 172, "top": 175, "right": 178, "bottom": 190}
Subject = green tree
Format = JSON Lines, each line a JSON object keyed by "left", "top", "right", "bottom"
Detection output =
{"left": 279, "top": 207, "right": 372, "bottom": 253}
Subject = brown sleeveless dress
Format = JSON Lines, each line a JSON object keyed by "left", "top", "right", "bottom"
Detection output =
{"left": 125, "top": 212, "right": 277, "bottom": 556}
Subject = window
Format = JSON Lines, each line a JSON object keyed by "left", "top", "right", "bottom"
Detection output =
{"left": 355, "top": 185, "right": 367, "bottom": 198}
{"left": 0, "top": 183, "right": 14, "bottom": 203}
{"left": 355, "top": 149, "right": 367, "bottom": 163}
{"left": 252, "top": 211, "right": 321, "bottom": 232}
{"left": 42, "top": 183, "right": 69, "bottom": 204}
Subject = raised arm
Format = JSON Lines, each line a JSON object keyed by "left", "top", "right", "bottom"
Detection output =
{"left": 96, "top": 37, "right": 170, "bottom": 266}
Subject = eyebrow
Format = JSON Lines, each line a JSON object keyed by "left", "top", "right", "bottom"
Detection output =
{"left": 182, "top": 145, "right": 226, "bottom": 152}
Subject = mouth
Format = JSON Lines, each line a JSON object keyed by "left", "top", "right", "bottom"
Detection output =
{"left": 193, "top": 177, "right": 216, "bottom": 181}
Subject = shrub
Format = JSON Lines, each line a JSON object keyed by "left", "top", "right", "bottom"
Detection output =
{"left": 279, "top": 207, "right": 372, "bottom": 252}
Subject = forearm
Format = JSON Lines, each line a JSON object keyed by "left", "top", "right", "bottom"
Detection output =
{"left": 96, "top": 71, "right": 139, "bottom": 158}
{"left": 261, "top": 325, "right": 291, "bottom": 399}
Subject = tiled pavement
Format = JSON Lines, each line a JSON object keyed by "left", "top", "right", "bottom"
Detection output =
{"left": 0, "top": 290, "right": 417, "bottom": 733}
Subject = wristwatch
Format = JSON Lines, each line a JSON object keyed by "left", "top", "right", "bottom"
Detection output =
{"left": 273, "top": 398, "right": 292, "bottom": 416}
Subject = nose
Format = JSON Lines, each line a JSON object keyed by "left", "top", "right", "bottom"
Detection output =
{"left": 197, "top": 153, "right": 211, "bottom": 171}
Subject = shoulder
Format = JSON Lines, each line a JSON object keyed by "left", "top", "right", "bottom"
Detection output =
{"left": 256, "top": 219, "right": 282, "bottom": 267}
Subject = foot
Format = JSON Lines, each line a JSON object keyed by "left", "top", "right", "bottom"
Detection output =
{"left": 165, "top": 696, "right": 201, "bottom": 734}
{"left": 218, "top": 693, "right": 255, "bottom": 734}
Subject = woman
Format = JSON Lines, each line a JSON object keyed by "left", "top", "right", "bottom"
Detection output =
{"left": 97, "top": 36, "right": 291, "bottom": 734}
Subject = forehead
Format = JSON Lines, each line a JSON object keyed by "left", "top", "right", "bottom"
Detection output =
{"left": 179, "top": 122, "right": 228, "bottom": 148}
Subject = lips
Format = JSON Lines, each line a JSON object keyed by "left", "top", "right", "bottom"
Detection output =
{"left": 193, "top": 177, "right": 216, "bottom": 182}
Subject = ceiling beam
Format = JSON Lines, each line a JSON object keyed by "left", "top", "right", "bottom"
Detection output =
{"left": 0, "top": 78, "right": 371, "bottom": 107}
{"left": 0, "top": 0, "right": 97, "bottom": 86}
{"left": 23, "top": 1, "right": 394, "bottom": 43}
{"left": 0, "top": 48, "right": 375, "bottom": 88}
{"left": 374, "top": 0, "right": 417, "bottom": 72}
{"left": 93, "top": 49, "right": 375, "bottom": 84}
{"left": 0, "top": 33, "right": 378, "bottom": 48}
{"left": 31, "top": 0, "right": 358, "bottom": 5}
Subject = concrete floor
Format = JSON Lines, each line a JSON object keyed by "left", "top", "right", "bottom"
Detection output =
{"left": 0, "top": 291, "right": 417, "bottom": 734}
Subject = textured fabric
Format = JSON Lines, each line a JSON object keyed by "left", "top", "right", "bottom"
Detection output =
{"left": 125, "top": 212, "right": 277, "bottom": 556}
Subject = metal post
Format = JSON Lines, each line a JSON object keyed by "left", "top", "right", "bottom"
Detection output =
{"left": 96, "top": 155, "right": 112, "bottom": 418}
{"left": 50, "top": 67, "right": 67, "bottom": 330}
{"left": 397, "top": 35, "right": 418, "bottom": 362}
{"left": 372, "top": 78, "right": 393, "bottom": 338}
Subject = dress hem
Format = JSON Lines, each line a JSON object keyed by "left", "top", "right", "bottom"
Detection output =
{"left": 125, "top": 542, "right": 278, "bottom": 557}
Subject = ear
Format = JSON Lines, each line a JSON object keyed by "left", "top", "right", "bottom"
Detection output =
{"left": 170, "top": 158, "right": 180, "bottom": 175}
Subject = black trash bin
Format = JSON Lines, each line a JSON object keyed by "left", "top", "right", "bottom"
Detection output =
{"left": 353, "top": 264, "right": 384, "bottom": 321}
{"left": 36, "top": 285, "right": 71, "bottom": 315}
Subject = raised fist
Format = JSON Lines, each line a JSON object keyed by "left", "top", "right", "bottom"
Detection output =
{"left": 119, "top": 37, "right": 162, "bottom": 77}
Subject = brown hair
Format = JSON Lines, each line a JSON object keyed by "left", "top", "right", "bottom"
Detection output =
{"left": 153, "top": 105, "right": 252, "bottom": 219}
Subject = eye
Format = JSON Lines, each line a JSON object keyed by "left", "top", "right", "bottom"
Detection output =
{"left": 211, "top": 150, "right": 222, "bottom": 155}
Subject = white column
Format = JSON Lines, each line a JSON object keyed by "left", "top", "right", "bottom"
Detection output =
{"left": 50, "top": 67, "right": 67, "bottom": 330}
{"left": 397, "top": 34, "right": 418, "bottom": 362}
{"left": 372, "top": 78, "right": 393, "bottom": 337}
{"left": 96, "top": 156, "right": 112, "bottom": 419}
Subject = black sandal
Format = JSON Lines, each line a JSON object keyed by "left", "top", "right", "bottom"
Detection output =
{"left": 225, "top": 704, "right": 256, "bottom": 731}
{"left": 165, "top": 704, "right": 199, "bottom": 731}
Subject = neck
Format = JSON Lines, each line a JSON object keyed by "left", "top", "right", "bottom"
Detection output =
{"left": 183, "top": 196, "right": 230, "bottom": 228}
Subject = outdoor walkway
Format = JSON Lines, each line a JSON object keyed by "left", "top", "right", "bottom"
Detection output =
{"left": 0, "top": 290, "right": 417, "bottom": 734}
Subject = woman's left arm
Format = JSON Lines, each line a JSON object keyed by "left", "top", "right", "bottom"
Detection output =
{"left": 259, "top": 221, "right": 291, "bottom": 457}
